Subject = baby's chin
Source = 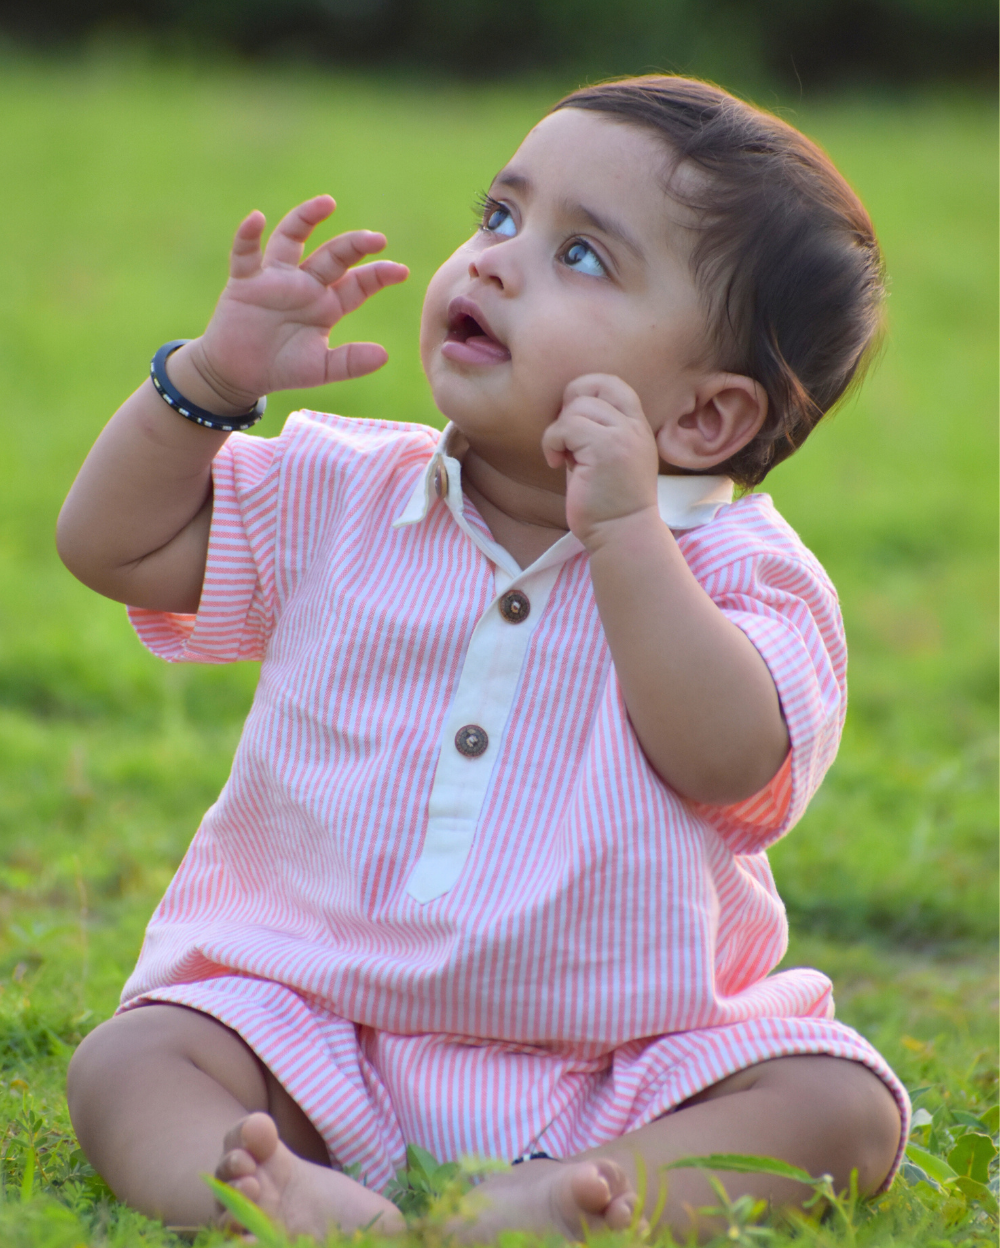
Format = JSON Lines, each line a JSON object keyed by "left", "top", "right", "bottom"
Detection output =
{"left": 436, "top": 404, "right": 557, "bottom": 468}
{"left": 425, "top": 364, "right": 561, "bottom": 429}
{"left": 429, "top": 381, "right": 546, "bottom": 432}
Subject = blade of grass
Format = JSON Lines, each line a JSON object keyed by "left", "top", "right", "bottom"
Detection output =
{"left": 203, "top": 1173, "right": 286, "bottom": 1246}
{"left": 663, "top": 1153, "right": 815, "bottom": 1184}
{"left": 19, "top": 1146, "right": 35, "bottom": 1203}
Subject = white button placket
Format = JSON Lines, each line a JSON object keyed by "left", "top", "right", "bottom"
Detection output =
{"left": 405, "top": 458, "right": 574, "bottom": 904}
{"left": 405, "top": 559, "right": 562, "bottom": 904}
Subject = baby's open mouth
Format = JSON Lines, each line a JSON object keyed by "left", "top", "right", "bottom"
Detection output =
{"left": 443, "top": 298, "right": 511, "bottom": 365}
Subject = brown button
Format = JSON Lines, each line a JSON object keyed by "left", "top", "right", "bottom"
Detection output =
{"left": 433, "top": 460, "right": 448, "bottom": 500}
{"left": 455, "top": 724, "right": 488, "bottom": 757}
{"left": 499, "top": 589, "right": 530, "bottom": 623}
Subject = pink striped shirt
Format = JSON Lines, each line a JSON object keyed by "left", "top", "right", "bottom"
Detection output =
{"left": 124, "top": 410, "right": 847, "bottom": 1045}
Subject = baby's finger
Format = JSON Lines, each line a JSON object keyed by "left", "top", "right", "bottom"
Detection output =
{"left": 229, "top": 211, "right": 267, "bottom": 280}
{"left": 301, "top": 230, "right": 391, "bottom": 288}
{"left": 543, "top": 398, "right": 655, "bottom": 471}
{"left": 322, "top": 341, "right": 390, "bottom": 383}
{"left": 540, "top": 419, "right": 574, "bottom": 469}
{"left": 563, "top": 373, "right": 644, "bottom": 420}
{"left": 543, "top": 402, "right": 629, "bottom": 470}
{"left": 557, "top": 394, "right": 626, "bottom": 429}
{"left": 262, "top": 195, "right": 337, "bottom": 267}
{"left": 331, "top": 259, "right": 410, "bottom": 317}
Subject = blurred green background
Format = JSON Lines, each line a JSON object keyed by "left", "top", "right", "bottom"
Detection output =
{"left": 0, "top": 0, "right": 996, "bottom": 90}
{"left": 0, "top": 13, "right": 995, "bottom": 1242}
{"left": 0, "top": 0, "right": 988, "bottom": 1088}
{"left": 0, "top": 53, "right": 995, "bottom": 971}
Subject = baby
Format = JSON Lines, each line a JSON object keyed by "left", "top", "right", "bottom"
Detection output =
{"left": 58, "top": 76, "right": 909, "bottom": 1242}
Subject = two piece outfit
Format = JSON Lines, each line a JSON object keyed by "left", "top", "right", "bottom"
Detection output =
{"left": 122, "top": 412, "right": 910, "bottom": 1191}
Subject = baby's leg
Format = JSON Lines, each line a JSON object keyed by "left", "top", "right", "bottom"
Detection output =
{"left": 67, "top": 1003, "right": 403, "bottom": 1237}
{"left": 464, "top": 1055, "right": 901, "bottom": 1242}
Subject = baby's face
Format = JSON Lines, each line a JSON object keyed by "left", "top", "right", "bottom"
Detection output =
{"left": 420, "top": 108, "right": 711, "bottom": 487}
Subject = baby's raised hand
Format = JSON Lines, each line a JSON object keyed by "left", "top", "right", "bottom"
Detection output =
{"left": 542, "top": 374, "right": 661, "bottom": 549}
{"left": 184, "top": 196, "right": 409, "bottom": 412}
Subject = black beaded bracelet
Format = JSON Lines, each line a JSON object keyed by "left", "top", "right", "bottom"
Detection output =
{"left": 150, "top": 340, "right": 266, "bottom": 432}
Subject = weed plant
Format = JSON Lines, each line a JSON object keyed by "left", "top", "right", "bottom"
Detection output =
{"left": 0, "top": 53, "right": 995, "bottom": 1246}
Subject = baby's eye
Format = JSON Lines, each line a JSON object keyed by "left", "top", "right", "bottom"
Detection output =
{"left": 562, "top": 240, "right": 606, "bottom": 277}
{"left": 481, "top": 201, "right": 516, "bottom": 238}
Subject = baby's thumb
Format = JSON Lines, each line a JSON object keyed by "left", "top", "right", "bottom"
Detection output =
{"left": 324, "top": 342, "right": 389, "bottom": 383}
{"left": 540, "top": 419, "right": 568, "bottom": 469}
{"left": 542, "top": 419, "right": 581, "bottom": 471}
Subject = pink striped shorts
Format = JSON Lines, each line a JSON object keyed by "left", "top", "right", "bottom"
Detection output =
{"left": 125, "top": 974, "right": 910, "bottom": 1192}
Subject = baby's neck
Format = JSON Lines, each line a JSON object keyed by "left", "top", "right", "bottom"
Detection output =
{"left": 461, "top": 451, "right": 568, "bottom": 570}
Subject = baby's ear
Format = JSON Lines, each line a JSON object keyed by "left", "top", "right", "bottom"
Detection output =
{"left": 656, "top": 373, "right": 767, "bottom": 471}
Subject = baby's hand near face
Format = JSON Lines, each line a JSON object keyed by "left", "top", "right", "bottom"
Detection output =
{"left": 542, "top": 375, "right": 661, "bottom": 550}
{"left": 184, "top": 196, "right": 409, "bottom": 413}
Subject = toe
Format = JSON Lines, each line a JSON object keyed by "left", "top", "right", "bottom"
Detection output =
{"left": 605, "top": 1192, "right": 640, "bottom": 1231}
{"left": 568, "top": 1159, "right": 639, "bottom": 1230}
{"left": 214, "top": 1174, "right": 262, "bottom": 1230}
{"left": 216, "top": 1147, "right": 257, "bottom": 1181}
{"left": 228, "top": 1175, "right": 262, "bottom": 1203}
{"left": 224, "top": 1112, "right": 279, "bottom": 1163}
{"left": 569, "top": 1162, "right": 614, "bottom": 1214}
{"left": 592, "top": 1158, "right": 632, "bottom": 1202}
{"left": 591, "top": 1160, "right": 639, "bottom": 1230}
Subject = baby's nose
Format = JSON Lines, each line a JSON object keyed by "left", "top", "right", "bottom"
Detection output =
{"left": 468, "top": 256, "right": 502, "bottom": 288}
{"left": 468, "top": 246, "right": 519, "bottom": 293}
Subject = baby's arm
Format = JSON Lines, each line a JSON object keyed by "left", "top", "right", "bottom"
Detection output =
{"left": 57, "top": 197, "right": 408, "bottom": 613}
{"left": 543, "top": 375, "right": 789, "bottom": 806}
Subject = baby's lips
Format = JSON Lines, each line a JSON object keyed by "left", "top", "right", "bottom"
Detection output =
{"left": 441, "top": 340, "right": 510, "bottom": 366}
{"left": 442, "top": 296, "right": 511, "bottom": 365}
{"left": 445, "top": 296, "right": 506, "bottom": 347}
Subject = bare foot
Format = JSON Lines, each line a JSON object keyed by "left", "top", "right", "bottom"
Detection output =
{"left": 457, "top": 1157, "right": 640, "bottom": 1242}
{"left": 215, "top": 1112, "right": 405, "bottom": 1239}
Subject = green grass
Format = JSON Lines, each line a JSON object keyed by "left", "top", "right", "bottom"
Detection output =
{"left": 0, "top": 51, "right": 996, "bottom": 1246}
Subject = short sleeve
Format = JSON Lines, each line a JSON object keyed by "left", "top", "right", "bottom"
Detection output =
{"left": 680, "top": 504, "right": 847, "bottom": 853}
{"left": 128, "top": 431, "right": 281, "bottom": 663}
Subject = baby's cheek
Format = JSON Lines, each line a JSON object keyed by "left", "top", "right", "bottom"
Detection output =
{"left": 418, "top": 272, "right": 448, "bottom": 366}
{"left": 529, "top": 345, "right": 606, "bottom": 414}
{"left": 540, "top": 314, "right": 622, "bottom": 380}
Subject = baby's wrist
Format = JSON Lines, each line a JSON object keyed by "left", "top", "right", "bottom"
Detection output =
{"left": 577, "top": 504, "right": 665, "bottom": 556}
{"left": 166, "top": 340, "right": 263, "bottom": 418}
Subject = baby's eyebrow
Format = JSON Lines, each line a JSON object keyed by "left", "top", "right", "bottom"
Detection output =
{"left": 491, "top": 169, "right": 645, "bottom": 264}
{"left": 562, "top": 201, "right": 647, "bottom": 263}
{"left": 493, "top": 170, "right": 530, "bottom": 195}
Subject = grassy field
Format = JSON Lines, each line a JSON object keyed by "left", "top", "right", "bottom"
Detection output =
{"left": 0, "top": 52, "right": 996, "bottom": 1246}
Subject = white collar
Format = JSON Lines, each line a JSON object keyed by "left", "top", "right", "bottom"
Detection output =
{"left": 392, "top": 423, "right": 733, "bottom": 580}
{"left": 392, "top": 421, "right": 734, "bottom": 581}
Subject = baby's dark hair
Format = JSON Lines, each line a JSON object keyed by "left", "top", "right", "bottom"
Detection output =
{"left": 552, "top": 76, "right": 885, "bottom": 488}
